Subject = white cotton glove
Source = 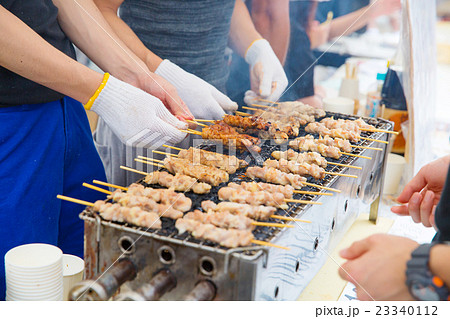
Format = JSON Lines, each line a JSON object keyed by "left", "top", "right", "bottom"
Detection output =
{"left": 90, "top": 75, "right": 188, "bottom": 147}
{"left": 245, "top": 39, "right": 288, "bottom": 102}
{"left": 155, "top": 59, "right": 238, "bottom": 120}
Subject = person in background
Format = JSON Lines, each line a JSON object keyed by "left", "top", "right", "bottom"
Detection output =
{"left": 94, "top": 0, "right": 288, "bottom": 186}
{"left": 0, "top": 0, "right": 191, "bottom": 300}
{"left": 339, "top": 156, "right": 450, "bottom": 300}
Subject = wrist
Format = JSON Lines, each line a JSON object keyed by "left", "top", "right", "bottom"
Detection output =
{"left": 84, "top": 73, "right": 110, "bottom": 110}
{"left": 245, "top": 38, "right": 270, "bottom": 65}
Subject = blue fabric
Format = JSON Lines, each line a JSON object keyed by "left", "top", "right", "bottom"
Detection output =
{"left": 316, "top": 0, "right": 370, "bottom": 33}
{"left": 0, "top": 97, "right": 106, "bottom": 300}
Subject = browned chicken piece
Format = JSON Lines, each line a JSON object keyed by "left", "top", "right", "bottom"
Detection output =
{"left": 201, "top": 122, "right": 261, "bottom": 153}
{"left": 218, "top": 187, "right": 288, "bottom": 209}
{"left": 175, "top": 218, "right": 254, "bottom": 248}
{"left": 184, "top": 210, "right": 255, "bottom": 231}
{"left": 316, "top": 135, "right": 352, "bottom": 153}
{"left": 289, "top": 136, "right": 341, "bottom": 159}
{"left": 306, "top": 122, "right": 361, "bottom": 143}
{"left": 126, "top": 184, "right": 192, "bottom": 211}
{"left": 93, "top": 200, "right": 161, "bottom": 229}
{"left": 201, "top": 200, "right": 277, "bottom": 220}
{"left": 263, "top": 159, "right": 326, "bottom": 180}
{"left": 163, "top": 157, "right": 229, "bottom": 186}
{"left": 227, "top": 181, "right": 294, "bottom": 199}
{"left": 246, "top": 166, "right": 307, "bottom": 190}
{"left": 221, "top": 114, "right": 271, "bottom": 131}
{"left": 272, "top": 150, "right": 327, "bottom": 168}
{"left": 177, "top": 147, "right": 247, "bottom": 174}
{"left": 320, "top": 117, "right": 375, "bottom": 131}
{"left": 144, "top": 171, "right": 211, "bottom": 194}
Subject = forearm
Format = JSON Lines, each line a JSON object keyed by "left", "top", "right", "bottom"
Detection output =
{"left": 93, "top": 0, "right": 163, "bottom": 72}
{"left": 328, "top": 6, "right": 371, "bottom": 39}
{"left": 52, "top": 0, "right": 148, "bottom": 86}
{"left": 0, "top": 6, "right": 101, "bottom": 104}
{"left": 251, "top": 0, "right": 290, "bottom": 64}
{"left": 430, "top": 244, "right": 450, "bottom": 288}
{"left": 229, "top": 0, "right": 263, "bottom": 57}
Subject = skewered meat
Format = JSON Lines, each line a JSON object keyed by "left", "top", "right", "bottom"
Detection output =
{"left": 93, "top": 200, "right": 161, "bottom": 229}
{"left": 221, "top": 114, "right": 270, "bottom": 131}
{"left": 201, "top": 200, "right": 276, "bottom": 220}
{"left": 289, "top": 136, "right": 341, "bottom": 159}
{"left": 163, "top": 157, "right": 229, "bottom": 186}
{"left": 175, "top": 218, "right": 254, "bottom": 248}
{"left": 108, "top": 191, "right": 184, "bottom": 219}
{"left": 263, "top": 159, "right": 326, "bottom": 180}
{"left": 315, "top": 135, "right": 352, "bottom": 153}
{"left": 184, "top": 210, "right": 255, "bottom": 230}
{"left": 218, "top": 187, "right": 288, "bottom": 209}
{"left": 144, "top": 171, "right": 211, "bottom": 194}
{"left": 177, "top": 147, "right": 248, "bottom": 174}
{"left": 271, "top": 150, "right": 327, "bottom": 168}
{"left": 246, "top": 166, "right": 307, "bottom": 190}
{"left": 305, "top": 122, "right": 360, "bottom": 142}
{"left": 201, "top": 122, "right": 261, "bottom": 153}
{"left": 227, "top": 182, "right": 294, "bottom": 199}
{"left": 276, "top": 101, "right": 326, "bottom": 118}
{"left": 320, "top": 117, "right": 374, "bottom": 131}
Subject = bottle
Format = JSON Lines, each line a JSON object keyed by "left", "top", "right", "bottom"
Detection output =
{"left": 365, "top": 73, "right": 386, "bottom": 118}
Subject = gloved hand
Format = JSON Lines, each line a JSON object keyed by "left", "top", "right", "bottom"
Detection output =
{"left": 245, "top": 39, "right": 288, "bottom": 102}
{"left": 155, "top": 59, "right": 238, "bottom": 120}
{"left": 88, "top": 74, "right": 188, "bottom": 147}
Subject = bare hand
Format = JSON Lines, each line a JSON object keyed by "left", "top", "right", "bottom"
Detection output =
{"left": 339, "top": 234, "right": 418, "bottom": 301}
{"left": 308, "top": 20, "right": 331, "bottom": 49}
{"left": 391, "top": 156, "right": 450, "bottom": 227}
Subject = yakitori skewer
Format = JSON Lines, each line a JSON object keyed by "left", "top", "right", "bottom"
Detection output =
{"left": 93, "top": 180, "right": 128, "bottom": 191}
{"left": 306, "top": 122, "right": 388, "bottom": 144}
{"left": 162, "top": 144, "right": 183, "bottom": 151}
{"left": 82, "top": 182, "right": 112, "bottom": 195}
{"left": 235, "top": 111, "right": 252, "bottom": 116}
{"left": 256, "top": 98, "right": 279, "bottom": 104}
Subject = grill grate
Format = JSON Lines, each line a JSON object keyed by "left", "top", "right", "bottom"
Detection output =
{"left": 82, "top": 113, "right": 392, "bottom": 254}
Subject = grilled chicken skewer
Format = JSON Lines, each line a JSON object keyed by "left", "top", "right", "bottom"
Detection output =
{"left": 218, "top": 186, "right": 289, "bottom": 209}
{"left": 184, "top": 210, "right": 255, "bottom": 231}
{"left": 201, "top": 200, "right": 277, "bottom": 220}
{"left": 227, "top": 182, "right": 294, "bottom": 199}
{"left": 143, "top": 170, "right": 211, "bottom": 194}
{"left": 305, "top": 122, "right": 388, "bottom": 144}
{"left": 271, "top": 150, "right": 362, "bottom": 170}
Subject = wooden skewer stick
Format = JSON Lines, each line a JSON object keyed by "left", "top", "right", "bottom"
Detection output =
{"left": 256, "top": 98, "right": 279, "bottom": 104}
{"left": 57, "top": 195, "right": 94, "bottom": 207}
{"left": 293, "top": 190, "right": 333, "bottom": 196}
{"left": 241, "top": 106, "right": 260, "bottom": 111}
{"left": 339, "top": 151, "right": 372, "bottom": 160}
{"left": 252, "top": 222, "right": 294, "bottom": 228}
{"left": 359, "top": 136, "right": 389, "bottom": 144}
{"left": 285, "top": 199, "right": 322, "bottom": 205}
{"left": 162, "top": 144, "right": 183, "bottom": 151}
{"left": 270, "top": 215, "right": 311, "bottom": 223}
{"left": 251, "top": 239, "right": 290, "bottom": 250}
{"left": 327, "top": 161, "right": 362, "bottom": 170}
{"left": 325, "top": 171, "right": 358, "bottom": 179}
{"left": 135, "top": 158, "right": 165, "bottom": 168}
{"left": 351, "top": 145, "right": 383, "bottom": 151}
{"left": 120, "top": 165, "right": 149, "bottom": 176}
{"left": 251, "top": 104, "right": 271, "bottom": 108}
{"left": 82, "top": 182, "right": 112, "bottom": 195}
{"left": 143, "top": 158, "right": 162, "bottom": 163}
{"left": 304, "top": 182, "right": 341, "bottom": 193}
{"left": 93, "top": 180, "right": 128, "bottom": 191}
{"left": 193, "top": 119, "right": 215, "bottom": 123}
{"left": 186, "top": 120, "right": 208, "bottom": 127}
{"left": 360, "top": 128, "right": 399, "bottom": 135}
{"left": 152, "top": 150, "right": 177, "bottom": 157}
{"left": 235, "top": 111, "right": 252, "bottom": 116}
{"left": 181, "top": 129, "right": 201, "bottom": 135}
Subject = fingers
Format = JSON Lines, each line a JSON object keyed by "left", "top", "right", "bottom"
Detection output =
{"left": 190, "top": 96, "right": 225, "bottom": 120}
{"left": 396, "top": 168, "right": 427, "bottom": 203}
{"left": 339, "top": 238, "right": 371, "bottom": 260}
{"left": 408, "top": 192, "right": 423, "bottom": 223}
{"left": 210, "top": 87, "right": 238, "bottom": 112}
{"left": 243, "top": 90, "right": 258, "bottom": 106}
{"left": 419, "top": 190, "right": 435, "bottom": 227}
{"left": 258, "top": 68, "right": 274, "bottom": 98}
{"left": 154, "top": 117, "right": 188, "bottom": 144}
{"left": 156, "top": 104, "right": 189, "bottom": 130}
{"left": 163, "top": 92, "right": 194, "bottom": 121}
{"left": 267, "top": 77, "right": 287, "bottom": 102}
{"left": 390, "top": 205, "right": 410, "bottom": 216}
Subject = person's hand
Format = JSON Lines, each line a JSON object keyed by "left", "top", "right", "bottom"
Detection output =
{"left": 339, "top": 234, "right": 418, "bottom": 301}
{"left": 298, "top": 95, "right": 323, "bottom": 109}
{"left": 370, "top": 0, "right": 402, "bottom": 19}
{"left": 89, "top": 74, "right": 188, "bottom": 146}
{"left": 135, "top": 70, "right": 196, "bottom": 127}
{"left": 391, "top": 156, "right": 450, "bottom": 228}
{"left": 245, "top": 39, "right": 288, "bottom": 102}
{"left": 308, "top": 20, "right": 331, "bottom": 49}
{"left": 155, "top": 60, "right": 238, "bottom": 120}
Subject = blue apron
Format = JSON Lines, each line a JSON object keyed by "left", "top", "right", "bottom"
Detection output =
{"left": 0, "top": 97, "right": 106, "bottom": 299}
{"left": 95, "top": 0, "right": 236, "bottom": 186}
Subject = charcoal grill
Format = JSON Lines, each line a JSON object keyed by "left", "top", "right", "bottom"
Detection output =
{"left": 72, "top": 113, "right": 393, "bottom": 301}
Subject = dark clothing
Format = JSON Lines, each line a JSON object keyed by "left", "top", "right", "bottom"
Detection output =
{"left": 434, "top": 164, "right": 450, "bottom": 242}
{"left": 0, "top": 97, "right": 106, "bottom": 300}
{"left": 0, "top": 0, "right": 76, "bottom": 106}
{"left": 316, "top": 0, "right": 370, "bottom": 33}
{"left": 120, "top": 0, "right": 235, "bottom": 92}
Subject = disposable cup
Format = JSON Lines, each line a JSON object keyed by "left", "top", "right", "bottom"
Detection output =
{"left": 323, "top": 97, "right": 355, "bottom": 115}
{"left": 6, "top": 268, "right": 62, "bottom": 281}
{"left": 5, "top": 243, "right": 62, "bottom": 271}
{"left": 7, "top": 287, "right": 63, "bottom": 301}
{"left": 62, "top": 254, "right": 85, "bottom": 301}
{"left": 6, "top": 263, "right": 62, "bottom": 277}
{"left": 339, "top": 78, "right": 360, "bottom": 100}
{"left": 383, "top": 153, "right": 406, "bottom": 195}
{"left": 6, "top": 284, "right": 62, "bottom": 297}
{"left": 6, "top": 275, "right": 62, "bottom": 290}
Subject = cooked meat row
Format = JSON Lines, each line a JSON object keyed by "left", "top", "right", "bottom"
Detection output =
{"left": 320, "top": 117, "right": 374, "bottom": 131}
{"left": 144, "top": 171, "right": 211, "bottom": 194}
{"left": 289, "top": 137, "right": 341, "bottom": 159}
{"left": 201, "top": 200, "right": 277, "bottom": 220}
{"left": 228, "top": 181, "right": 295, "bottom": 199}
{"left": 305, "top": 122, "right": 360, "bottom": 143}
{"left": 201, "top": 122, "right": 261, "bottom": 153}
{"left": 184, "top": 209, "right": 255, "bottom": 231}
{"left": 218, "top": 186, "right": 288, "bottom": 209}
{"left": 246, "top": 166, "right": 307, "bottom": 190}
{"left": 264, "top": 158, "right": 326, "bottom": 180}
{"left": 272, "top": 150, "right": 327, "bottom": 168}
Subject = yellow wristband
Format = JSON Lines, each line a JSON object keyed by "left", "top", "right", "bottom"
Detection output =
{"left": 245, "top": 38, "right": 264, "bottom": 58}
{"left": 84, "top": 73, "right": 110, "bottom": 110}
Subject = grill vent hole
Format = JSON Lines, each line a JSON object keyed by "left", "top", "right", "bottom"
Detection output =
{"left": 118, "top": 236, "right": 135, "bottom": 255}
{"left": 274, "top": 286, "right": 279, "bottom": 299}
{"left": 161, "top": 250, "right": 173, "bottom": 262}
{"left": 199, "top": 256, "right": 216, "bottom": 276}
{"left": 158, "top": 246, "right": 176, "bottom": 265}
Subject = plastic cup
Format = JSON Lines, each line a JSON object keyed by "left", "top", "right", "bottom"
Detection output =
{"left": 323, "top": 97, "right": 355, "bottom": 115}
{"left": 5, "top": 243, "right": 62, "bottom": 271}
{"left": 383, "top": 153, "right": 406, "bottom": 195}
{"left": 339, "top": 78, "right": 360, "bottom": 100}
{"left": 62, "top": 254, "right": 85, "bottom": 301}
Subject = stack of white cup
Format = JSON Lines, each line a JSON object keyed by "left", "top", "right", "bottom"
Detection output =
{"left": 5, "top": 243, "right": 63, "bottom": 301}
